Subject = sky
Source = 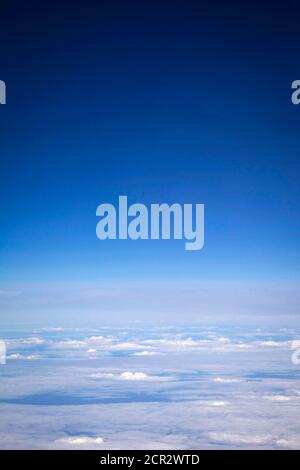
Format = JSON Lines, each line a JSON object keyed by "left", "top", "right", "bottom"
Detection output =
{"left": 0, "top": 1, "right": 300, "bottom": 451}
{"left": 0, "top": 0, "right": 300, "bottom": 286}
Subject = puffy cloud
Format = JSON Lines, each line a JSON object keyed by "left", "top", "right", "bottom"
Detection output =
{"left": 120, "top": 372, "right": 154, "bottom": 381}
{"left": 217, "top": 337, "right": 230, "bottom": 343}
{"left": 22, "top": 337, "right": 45, "bottom": 345}
{"left": 7, "top": 337, "right": 45, "bottom": 347}
{"left": 142, "top": 336, "right": 256, "bottom": 354}
{"left": 7, "top": 353, "right": 39, "bottom": 361}
{"left": 54, "top": 336, "right": 147, "bottom": 353}
{"left": 91, "top": 371, "right": 170, "bottom": 382}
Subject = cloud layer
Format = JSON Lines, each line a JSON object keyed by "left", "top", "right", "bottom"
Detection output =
{"left": 0, "top": 324, "right": 300, "bottom": 449}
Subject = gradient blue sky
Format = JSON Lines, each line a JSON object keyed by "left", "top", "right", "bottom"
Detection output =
{"left": 0, "top": 0, "right": 300, "bottom": 283}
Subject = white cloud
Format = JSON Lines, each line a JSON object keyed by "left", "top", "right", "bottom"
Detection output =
{"left": 55, "top": 436, "right": 104, "bottom": 446}
{"left": 213, "top": 342, "right": 253, "bottom": 352}
{"left": 264, "top": 395, "right": 291, "bottom": 402}
{"left": 134, "top": 351, "right": 159, "bottom": 356}
{"left": 276, "top": 438, "right": 300, "bottom": 449}
{"left": 235, "top": 343, "right": 252, "bottom": 349}
{"left": 142, "top": 336, "right": 256, "bottom": 354}
{"left": 87, "top": 336, "right": 113, "bottom": 344}
{"left": 212, "top": 377, "right": 242, "bottom": 384}
{"left": 208, "top": 432, "right": 270, "bottom": 445}
{"left": 111, "top": 342, "right": 147, "bottom": 351}
{"left": 217, "top": 337, "right": 230, "bottom": 343}
{"left": 144, "top": 337, "right": 199, "bottom": 348}
{"left": 7, "top": 353, "right": 39, "bottom": 361}
{"left": 258, "top": 340, "right": 291, "bottom": 347}
{"left": 91, "top": 371, "right": 170, "bottom": 382}
{"left": 55, "top": 335, "right": 113, "bottom": 350}
{"left": 291, "top": 340, "right": 300, "bottom": 350}
{"left": 54, "top": 336, "right": 147, "bottom": 353}
{"left": 209, "top": 401, "right": 227, "bottom": 407}
{"left": 22, "top": 337, "right": 45, "bottom": 345}
{"left": 120, "top": 372, "right": 153, "bottom": 381}
{"left": 91, "top": 373, "right": 115, "bottom": 379}
{"left": 7, "top": 337, "right": 45, "bottom": 347}
{"left": 1, "top": 323, "right": 300, "bottom": 450}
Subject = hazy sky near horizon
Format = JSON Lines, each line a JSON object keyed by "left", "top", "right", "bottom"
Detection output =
{"left": 0, "top": 1, "right": 300, "bottom": 285}
{"left": 0, "top": 280, "right": 299, "bottom": 325}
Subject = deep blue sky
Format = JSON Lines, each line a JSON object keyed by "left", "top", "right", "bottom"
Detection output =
{"left": 0, "top": 0, "right": 300, "bottom": 282}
